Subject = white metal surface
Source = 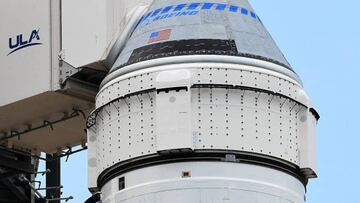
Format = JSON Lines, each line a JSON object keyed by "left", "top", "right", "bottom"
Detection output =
{"left": 62, "top": 0, "right": 151, "bottom": 68}
{"left": 102, "top": 53, "right": 302, "bottom": 88}
{"left": 156, "top": 89, "right": 192, "bottom": 151}
{"left": 88, "top": 61, "right": 318, "bottom": 189}
{"left": 192, "top": 87, "right": 302, "bottom": 164}
{"left": 101, "top": 162, "right": 306, "bottom": 203}
{"left": 0, "top": 0, "right": 55, "bottom": 107}
{"left": 97, "top": 62, "right": 304, "bottom": 107}
{"left": 61, "top": 0, "right": 108, "bottom": 67}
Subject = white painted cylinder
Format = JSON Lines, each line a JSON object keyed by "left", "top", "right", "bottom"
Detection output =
{"left": 101, "top": 162, "right": 305, "bottom": 203}
{"left": 87, "top": 60, "right": 318, "bottom": 198}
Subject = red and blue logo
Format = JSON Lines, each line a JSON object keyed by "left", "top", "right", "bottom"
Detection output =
{"left": 148, "top": 29, "right": 172, "bottom": 43}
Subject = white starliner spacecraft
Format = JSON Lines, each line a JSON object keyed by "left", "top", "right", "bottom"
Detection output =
{"left": 86, "top": 0, "right": 319, "bottom": 202}
{"left": 0, "top": 0, "right": 318, "bottom": 202}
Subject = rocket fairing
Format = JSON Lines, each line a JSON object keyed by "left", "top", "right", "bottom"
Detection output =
{"left": 87, "top": 0, "right": 319, "bottom": 202}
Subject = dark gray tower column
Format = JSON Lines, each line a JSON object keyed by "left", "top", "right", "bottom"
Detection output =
{"left": 46, "top": 154, "right": 61, "bottom": 203}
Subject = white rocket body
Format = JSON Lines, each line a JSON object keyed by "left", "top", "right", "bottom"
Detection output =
{"left": 87, "top": 1, "right": 319, "bottom": 202}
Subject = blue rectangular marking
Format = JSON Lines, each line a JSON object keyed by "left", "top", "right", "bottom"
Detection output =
{"left": 174, "top": 4, "right": 187, "bottom": 11}
{"left": 151, "top": 9, "right": 162, "bottom": 17}
{"left": 202, "top": 3, "right": 214, "bottom": 10}
{"left": 250, "top": 11, "right": 257, "bottom": 18}
{"left": 241, "top": 8, "right": 248, "bottom": 15}
{"left": 150, "top": 32, "right": 159, "bottom": 38}
{"left": 229, "top": 5, "right": 238, "bottom": 12}
{"left": 216, "top": 4, "right": 226, "bottom": 10}
{"left": 188, "top": 3, "right": 200, "bottom": 10}
{"left": 143, "top": 12, "right": 153, "bottom": 20}
{"left": 161, "top": 6, "right": 173, "bottom": 14}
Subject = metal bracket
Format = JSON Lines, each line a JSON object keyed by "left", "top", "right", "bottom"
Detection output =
{"left": 19, "top": 175, "right": 45, "bottom": 200}
{"left": 64, "top": 147, "right": 72, "bottom": 162}
{"left": 0, "top": 108, "right": 85, "bottom": 141}
{"left": 222, "top": 154, "right": 238, "bottom": 162}
{"left": 42, "top": 146, "right": 88, "bottom": 162}
{"left": 47, "top": 196, "right": 74, "bottom": 202}
{"left": 31, "top": 180, "right": 42, "bottom": 189}
{"left": 59, "top": 58, "right": 81, "bottom": 85}
{"left": 21, "top": 175, "right": 72, "bottom": 202}
{"left": 33, "top": 169, "right": 51, "bottom": 176}
{"left": 37, "top": 185, "right": 63, "bottom": 191}
{"left": 58, "top": 50, "right": 66, "bottom": 61}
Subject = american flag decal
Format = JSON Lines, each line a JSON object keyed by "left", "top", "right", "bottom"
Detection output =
{"left": 148, "top": 29, "right": 172, "bottom": 43}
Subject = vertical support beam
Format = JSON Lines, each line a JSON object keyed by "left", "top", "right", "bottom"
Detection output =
{"left": 50, "top": 0, "right": 62, "bottom": 90}
{"left": 46, "top": 154, "right": 61, "bottom": 203}
{"left": 31, "top": 174, "right": 35, "bottom": 203}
